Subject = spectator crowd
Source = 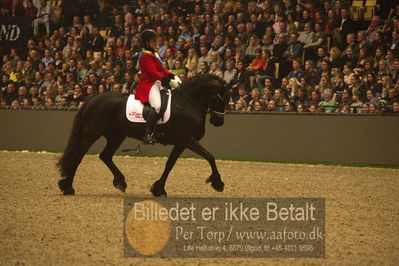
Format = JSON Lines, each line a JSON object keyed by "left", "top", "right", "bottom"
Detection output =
{"left": 1, "top": 0, "right": 399, "bottom": 114}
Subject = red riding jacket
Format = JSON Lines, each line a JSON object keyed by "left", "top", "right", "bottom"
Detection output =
{"left": 135, "top": 50, "right": 171, "bottom": 103}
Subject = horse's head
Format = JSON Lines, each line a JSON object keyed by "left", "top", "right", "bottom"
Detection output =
{"left": 180, "top": 74, "right": 229, "bottom": 126}
{"left": 207, "top": 75, "right": 229, "bottom": 127}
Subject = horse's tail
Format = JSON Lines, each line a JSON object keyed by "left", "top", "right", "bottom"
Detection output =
{"left": 57, "top": 101, "right": 89, "bottom": 178}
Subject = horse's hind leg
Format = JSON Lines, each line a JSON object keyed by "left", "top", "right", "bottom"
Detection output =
{"left": 99, "top": 134, "right": 127, "bottom": 192}
{"left": 58, "top": 132, "right": 100, "bottom": 195}
{"left": 186, "top": 139, "right": 224, "bottom": 192}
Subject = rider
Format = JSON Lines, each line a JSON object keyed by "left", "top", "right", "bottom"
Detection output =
{"left": 136, "top": 29, "right": 175, "bottom": 144}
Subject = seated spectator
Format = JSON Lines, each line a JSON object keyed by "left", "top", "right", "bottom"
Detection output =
{"left": 4, "top": 83, "right": 18, "bottom": 105}
{"left": 17, "top": 86, "right": 28, "bottom": 104}
{"left": 391, "top": 102, "right": 399, "bottom": 114}
{"left": 313, "top": 59, "right": 330, "bottom": 85}
{"left": 385, "top": 87, "right": 398, "bottom": 105}
{"left": 272, "top": 33, "right": 288, "bottom": 60}
{"left": 273, "top": 88, "right": 287, "bottom": 112}
{"left": 381, "top": 76, "right": 394, "bottom": 99}
{"left": 262, "top": 87, "right": 273, "bottom": 104}
{"left": 376, "top": 60, "right": 391, "bottom": 85}
{"left": 31, "top": 97, "right": 43, "bottom": 109}
{"left": 267, "top": 99, "right": 277, "bottom": 112}
{"left": 245, "top": 35, "right": 261, "bottom": 61}
{"left": 342, "top": 46, "right": 358, "bottom": 69}
{"left": 309, "top": 90, "right": 321, "bottom": 107}
{"left": 68, "top": 84, "right": 85, "bottom": 105}
{"left": 300, "top": 76, "right": 313, "bottom": 95}
{"left": 361, "top": 103, "right": 370, "bottom": 114}
{"left": 197, "top": 61, "right": 209, "bottom": 75}
{"left": 368, "top": 103, "right": 380, "bottom": 114}
{"left": 348, "top": 75, "right": 366, "bottom": 100}
{"left": 287, "top": 59, "right": 304, "bottom": 82}
{"left": 304, "top": 22, "right": 325, "bottom": 60}
{"left": 340, "top": 105, "right": 351, "bottom": 114}
{"left": 292, "top": 87, "right": 309, "bottom": 107}
{"left": 197, "top": 46, "right": 211, "bottom": 73}
{"left": 229, "top": 60, "right": 246, "bottom": 100}
{"left": 329, "top": 47, "right": 344, "bottom": 69}
{"left": 170, "top": 60, "right": 186, "bottom": 76}
{"left": 318, "top": 89, "right": 337, "bottom": 113}
{"left": 209, "top": 34, "right": 225, "bottom": 54}
{"left": 164, "top": 48, "right": 175, "bottom": 70}
{"left": 342, "top": 63, "right": 355, "bottom": 86}
{"left": 388, "top": 30, "right": 399, "bottom": 54}
{"left": 209, "top": 62, "right": 223, "bottom": 78}
{"left": 332, "top": 8, "right": 356, "bottom": 50}
{"left": 235, "top": 98, "right": 247, "bottom": 112}
{"left": 247, "top": 89, "right": 262, "bottom": 111}
{"left": 298, "top": 22, "right": 314, "bottom": 45}
{"left": 223, "top": 60, "right": 236, "bottom": 85}
{"left": 284, "top": 101, "right": 295, "bottom": 112}
{"left": 253, "top": 100, "right": 265, "bottom": 111}
{"left": 332, "top": 75, "right": 348, "bottom": 103}
{"left": 85, "top": 85, "right": 96, "bottom": 99}
{"left": 345, "top": 33, "right": 359, "bottom": 55}
{"left": 315, "top": 47, "right": 329, "bottom": 69}
{"left": 351, "top": 91, "right": 364, "bottom": 113}
{"left": 283, "top": 33, "right": 303, "bottom": 61}
{"left": 365, "top": 89, "right": 379, "bottom": 104}
{"left": 297, "top": 103, "right": 306, "bottom": 113}
{"left": 237, "top": 85, "right": 252, "bottom": 105}
{"left": 339, "top": 89, "right": 353, "bottom": 107}
{"left": 185, "top": 48, "right": 198, "bottom": 78}
{"left": 54, "top": 85, "right": 67, "bottom": 106}
{"left": 372, "top": 47, "right": 385, "bottom": 69}
{"left": 254, "top": 50, "right": 274, "bottom": 89}
{"left": 260, "top": 35, "right": 273, "bottom": 54}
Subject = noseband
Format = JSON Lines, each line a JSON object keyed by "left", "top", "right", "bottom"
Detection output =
{"left": 209, "top": 93, "right": 226, "bottom": 118}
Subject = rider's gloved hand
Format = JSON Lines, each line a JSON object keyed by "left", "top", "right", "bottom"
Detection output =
{"left": 161, "top": 75, "right": 172, "bottom": 88}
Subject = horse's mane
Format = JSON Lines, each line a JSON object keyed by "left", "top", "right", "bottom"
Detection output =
{"left": 178, "top": 74, "right": 226, "bottom": 94}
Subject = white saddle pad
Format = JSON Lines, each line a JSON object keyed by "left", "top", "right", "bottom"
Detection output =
{"left": 126, "top": 92, "right": 172, "bottom": 124}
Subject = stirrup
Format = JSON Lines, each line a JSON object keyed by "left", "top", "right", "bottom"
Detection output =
{"left": 143, "top": 132, "right": 155, "bottom": 145}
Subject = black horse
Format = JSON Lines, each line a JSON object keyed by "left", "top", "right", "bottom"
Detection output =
{"left": 57, "top": 74, "right": 229, "bottom": 197}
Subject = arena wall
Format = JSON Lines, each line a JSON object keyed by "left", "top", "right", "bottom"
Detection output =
{"left": 1, "top": 109, "right": 398, "bottom": 166}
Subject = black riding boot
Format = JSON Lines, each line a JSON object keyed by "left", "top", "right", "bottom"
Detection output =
{"left": 143, "top": 89, "right": 169, "bottom": 144}
{"left": 143, "top": 107, "right": 160, "bottom": 144}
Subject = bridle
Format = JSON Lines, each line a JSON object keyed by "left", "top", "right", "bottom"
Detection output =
{"left": 208, "top": 92, "right": 226, "bottom": 118}
{"left": 177, "top": 80, "right": 227, "bottom": 117}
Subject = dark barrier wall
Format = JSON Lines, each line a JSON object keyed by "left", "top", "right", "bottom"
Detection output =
{"left": 1, "top": 109, "right": 398, "bottom": 165}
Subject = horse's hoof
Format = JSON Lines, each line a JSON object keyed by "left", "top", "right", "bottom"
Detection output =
{"left": 211, "top": 180, "right": 225, "bottom": 192}
{"left": 59, "top": 179, "right": 75, "bottom": 195}
{"left": 113, "top": 178, "right": 127, "bottom": 193}
{"left": 115, "top": 184, "right": 126, "bottom": 193}
{"left": 62, "top": 187, "right": 75, "bottom": 195}
{"left": 150, "top": 181, "right": 167, "bottom": 197}
{"left": 206, "top": 174, "right": 224, "bottom": 192}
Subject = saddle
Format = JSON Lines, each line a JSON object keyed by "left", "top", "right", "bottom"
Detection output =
{"left": 126, "top": 90, "right": 172, "bottom": 124}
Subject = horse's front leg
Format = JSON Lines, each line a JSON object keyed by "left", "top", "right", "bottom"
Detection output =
{"left": 150, "top": 144, "right": 185, "bottom": 197}
{"left": 186, "top": 138, "right": 224, "bottom": 192}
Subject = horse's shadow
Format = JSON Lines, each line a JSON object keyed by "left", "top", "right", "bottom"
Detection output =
{"left": 59, "top": 193, "right": 214, "bottom": 199}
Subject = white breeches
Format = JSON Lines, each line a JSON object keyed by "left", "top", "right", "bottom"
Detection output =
{"left": 148, "top": 81, "right": 162, "bottom": 113}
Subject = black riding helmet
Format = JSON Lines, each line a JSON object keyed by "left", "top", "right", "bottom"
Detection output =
{"left": 141, "top": 29, "right": 157, "bottom": 49}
